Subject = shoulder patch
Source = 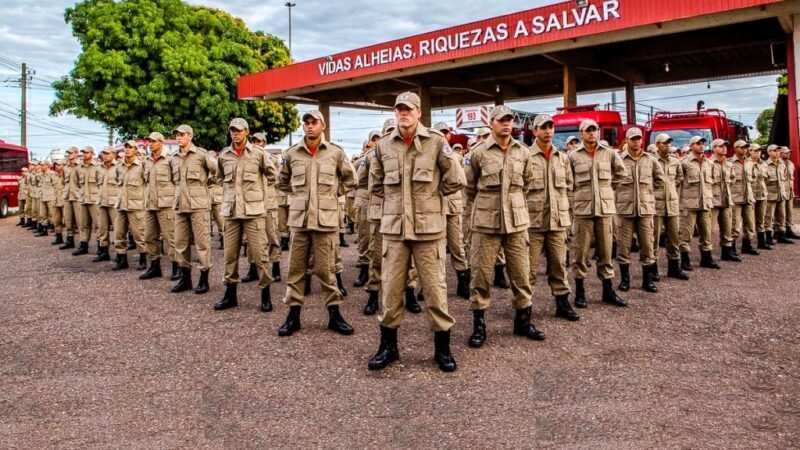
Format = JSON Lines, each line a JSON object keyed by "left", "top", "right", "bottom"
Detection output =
{"left": 280, "top": 158, "right": 285, "bottom": 166}
{"left": 464, "top": 156, "right": 472, "bottom": 167}
{"left": 359, "top": 159, "right": 366, "bottom": 167}
{"left": 442, "top": 143, "right": 453, "bottom": 156}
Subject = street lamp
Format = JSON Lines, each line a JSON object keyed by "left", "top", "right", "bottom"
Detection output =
{"left": 285, "top": 2, "right": 296, "bottom": 57}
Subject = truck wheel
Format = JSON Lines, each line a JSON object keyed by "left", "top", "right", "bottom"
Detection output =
{"left": 0, "top": 198, "right": 8, "bottom": 218}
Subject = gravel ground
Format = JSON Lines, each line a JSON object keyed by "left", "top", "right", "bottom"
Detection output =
{"left": 1, "top": 214, "right": 799, "bottom": 449}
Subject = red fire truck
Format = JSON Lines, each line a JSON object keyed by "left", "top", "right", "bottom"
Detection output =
{"left": 0, "top": 139, "right": 30, "bottom": 218}
{"left": 645, "top": 108, "right": 748, "bottom": 156}
{"left": 552, "top": 104, "right": 628, "bottom": 149}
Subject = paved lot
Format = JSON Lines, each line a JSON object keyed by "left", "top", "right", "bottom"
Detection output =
{"left": 1, "top": 215, "right": 799, "bottom": 449}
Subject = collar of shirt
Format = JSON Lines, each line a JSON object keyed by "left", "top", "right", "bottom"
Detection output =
{"left": 484, "top": 133, "right": 518, "bottom": 154}
{"left": 299, "top": 139, "right": 327, "bottom": 157}
{"left": 391, "top": 125, "right": 430, "bottom": 149}
{"left": 531, "top": 140, "right": 557, "bottom": 160}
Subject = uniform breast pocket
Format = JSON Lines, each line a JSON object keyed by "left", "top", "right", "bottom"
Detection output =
{"left": 157, "top": 166, "right": 171, "bottom": 183}
{"left": 288, "top": 195, "right": 308, "bottom": 228}
{"left": 317, "top": 162, "right": 336, "bottom": 186}
{"left": 222, "top": 163, "right": 236, "bottom": 182}
{"left": 553, "top": 166, "right": 567, "bottom": 188}
{"left": 511, "top": 160, "right": 525, "bottom": 187}
{"left": 573, "top": 163, "right": 591, "bottom": 184}
{"left": 685, "top": 169, "right": 700, "bottom": 184}
{"left": 243, "top": 162, "right": 260, "bottom": 182}
{"left": 412, "top": 161, "right": 434, "bottom": 183}
{"left": 597, "top": 161, "right": 612, "bottom": 180}
{"left": 479, "top": 160, "right": 502, "bottom": 188}
{"left": 473, "top": 194, "right": 500, "bottom": 229}
{"left": 317, "top": 197, "right": 339, "bottom": 227}
{"left": 291, "top": 161, "right": 307, "bottom": 187}
{"left": 382, "top": 156, "right": 400, "bottom": 185}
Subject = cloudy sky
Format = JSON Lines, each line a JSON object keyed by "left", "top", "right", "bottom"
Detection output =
{"left": 0, "top": 0, "right": 780, "bottom": 159}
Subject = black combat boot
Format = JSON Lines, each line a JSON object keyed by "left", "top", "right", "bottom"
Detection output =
{"left": 651, "top": 263, "right": 661, "bottom": 282}
{"left": 17, "top": 216, "right": 25, "bottom": 226}
{"left": 136, "top": 253, "right": 147, "bottom": 270}
{"left": 339, "top": 233, "right": 349, "bottom": 247}
{"left": 127, "top": 232, "right": 136, "bottom": 250}
{"left": 347, "top": 221, "right": 355, "bottom": 235}
{"left": 327, "top": 305, "right": 354, "bottom": 335}
{"left": 59, "top": 235, "right": 75, "bottom": 250}
{"left": 642, "top": 265, "right": 658, "bottom": 293}
{"left": 33, "top": 224, "right": 46, "bottom": 237}
{"left": 404, "top": 287, "right": 421, "bottom": 313}
{"left": 513, "top": 306, "right": 546, "bottom": 341}
{"left": 260, "top": 285, "right": 272, "bottom": 312}
{"left": 363, "top": 291, "right": 379, "bottom": 315}
{"left": 72, "top": 241, "right": 89, "bottom": 256}
{"left": 139, "top": 258, "right": 162, "bottom": 279}
{"left": 213, "top": 283, "right": 238, "bottom": 311}
{"left": 24, "top": 218, "right": 35, "bottom": 229}
{"left": 776, "top": 230, "right": 794, "bottom": 244}
{"left": 278, "top": 306, "right": 302, "bottom": 336}
{"left": 280, "top": 236, "right": 290, "bottom": 251}
{"left": 271, "top": 261, "right": 282, "bottom": 283}
{"left": 680, "top": 251, "right": 693, "bottom": 271}
{"left": 766, "top": 230, "right": 777, "bottom": 246}
{"left": 602, "top": 278, "right": 627, "bottom": 307}
{"left": 468, "top": 309, "right": 486, "bottom": 348}
{"left": 618, "top": 264, "right": 630, "bottom": 292}
{"left": 493, "top": 265, "right": 509, "bottom": 289}
{"left": 353, "top": 264, "right": 369, "bottom": 287}
{"left": 241, "top": 263, "right": 258, "bottom": 283}
{"left": 194, "top": 269, "right": 210, "bottom": 294}
{"left": 757, "top": 232, "right": 773, "bottom": 250}
{"left": 92, "top": 246, "right": 110, "bottom": 262}
{"left": 170, "top": 262, "right": 181, "bottom": 281}
{"left": 630, "top": 236, "right": 640, "bottom": 253}
{"left": 741, "top": 239, "right": 759, "bottom": 255}
{"left": 304, "top": 273, "right": 312, "bottom": 295}
{"left": 721, "top": 246, "right": 742, "bottom": 262}
{"left": 433, "top": 331, "right": 457, "bottom": 372}
{"left": 368, "top": 326, "right": 399, "bottom": 370}
{"left": 51, "top": 233, "right": 64, "bottom": 246}
{"left": 730, "top": 241, "right": 741, "bottom": 258}
{"left": 574, "top": 278, "right": 587, "bottom": 309}
{"left": 787, "top": 226, "right": 800, "bottom": 240}
{"left": 554, "top": 294, "right": 579, "bottom": 321}
{"left": 667, "top": 259, "right": 689, "bottom": 280}
{"left": 171, "top": 267, "right": 193, "bottom": 293}
{"left": 336, "top": 273, "right": 347, "bottom": 297}
{"left": 111, "top": 254, "right": 129, "bottom": 271}
{"left": 699, "top": 250, "right": 721, "bottom": 269}
{"left": 456, "top": 269, "right": 470, "bottom": 300}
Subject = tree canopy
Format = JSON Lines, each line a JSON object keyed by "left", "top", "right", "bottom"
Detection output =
{"left": 50, "top": 0, "right": 298, "bottom": 149}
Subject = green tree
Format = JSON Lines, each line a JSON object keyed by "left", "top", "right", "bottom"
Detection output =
{"left": 754, "top": 107, "right": 774, "bottom": 145}
{"left": 50, "top": 0, "right": 298, "bottom": 149}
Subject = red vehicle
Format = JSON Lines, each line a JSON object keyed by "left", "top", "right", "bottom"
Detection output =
{"left": 0, "top": 140, "right": 30, "bottom": 218}
{"left": 645, "top": 108, "right": 748, "bottom": 156}
{"left": 552, "top": 104, "right": 628, "bottom": 149}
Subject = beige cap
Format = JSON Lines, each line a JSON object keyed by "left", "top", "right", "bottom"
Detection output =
{"left": 780, "top": 146, "right": 791, "bottom": 153}
{"left": 749, "top": 143, "right": 762, "bottom": 151}
{"left": 66, "top": 146, "right": 79, "bottom": 154}
{"left": 147, "top": 132, "right": 165, "bottom": 142}
{"left": 173, "top": 124, "right": 193, "bottom": 135}
{"left": 100, "top": 146, "right": 115, "bottom": 154}
{"left": 395, "top": 92, "right": 421, "bottom": 109}
{"left": 767, "top": 144, "right": 778, "bottom": 152}
{"left": 565, "top": 135, "right": 579, "bottom": 144}
{"left": 229, "top": 117, "right": 249, "bottom": 130}
{"left": 490, "top": 105, "right": 514, "bottom": 121}
{"left": 21, "top": 167, "right": 28, "bottom": 172}
{"left": 533, "top": 114, "right": 554, "bottom": 128}
{"left": 711, "top": 138, "right": 729, "bottom": 148}
{"left": 251, "top": 132, "right": 267, "bottom": 143}
{"left": 733, "top": 139, "right": 748, "bottom": 148}
{"left": 382, "top": 118, "right": 396, "bottom": 134}
{"left": 368, "top": 130, "right": 381, "bottom": 141}
{"left": 689, "top": 136, "right": 707, "bottom": 145}
{"left": 654, "top": 133, "right": 673, "bottom": 144}
{"left": 433, "top": 122, "right": 450, "bottom": 132}
{"left": 626, "top": 127, "right": 643, "bottom": 139}
{"left": 467, "top": 137, "right": 476, "bottom": 148}
{"left": 646, "top": 144, "right": 657, "bottom": 153}
{"left": 453, "top": 143, "right": 463, "bottom": 150}
{"left": 81, "top": 146, "right": 95, "bottom": 154}
{"left": 579, "top": 119, "right": 599, "bottom": 132}
{"left": 477, "top": 127, "right": 491, "bottom": 137}
{"left": 301, "top": 110, "right": 325, "bottom": 123}
{"left": 123, "top": 140, "right": 137, "bottom": 148}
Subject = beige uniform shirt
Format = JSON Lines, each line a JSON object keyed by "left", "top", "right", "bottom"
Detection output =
{"left": 465, "top": 134, "right": 532, "bottom": 234}
{"left": 751, "top": 158, "right": 768, "bottom": 201}
{"left": 568, "top": 143, "right": 628, "bottom": 218}
{"left": 655, "top": 153, "right": 683, "bottom": 216}
{"left": 39, "top": 171, "right": 60, "bottom": 203}
{"left": 28, "top": 172, "right": 40, "bottom": 199}
{"left": 680, "top": 154, "right": 714, "bottom": 211}
{"left": 278, "top": 139, "right": 355, "bottom": 232}
{"left": 615, "top": 151, "right": 665, "bottom": 218}
{"left": 115, "top": 159, "right": 146, "bottom": 211}
{"left": 370, "top": 127, "right": 462, "bottom": 241}
{"left": 764, "top": 158, "right": 787, "bottom": 202}
{"left": 143, "top": 153, "right": 176, "bottom": 210}
{"left": 710, "top": 157, "right": 734, "bottom": 208}
{"left": 170, "top": 144, "right": 216, "bottom": 212}
{"left": 729, "top": 157, "right": 755, "bottom": 205}
{"left": 783, "top": 159, "right": 796, "bottom": 199}
{"left": 354, "top": 150, "right": 373, "bottom": 209}
{"left": 526, "top": 142, "right": 572, "bottom": 231}
{"left": 98, "top": 163, "right": 120, "bottom": 207}
{"left": 62, "top": 162, "right": 81, "bottom": 201}
{"left": 217, "top": 143, "right": 277, "bottom": 219}
{"left": 78, "top": 163, "right": 102, "bottom": 205}
{"left": 18, "top": 174, "right": 28, "bottom": 198}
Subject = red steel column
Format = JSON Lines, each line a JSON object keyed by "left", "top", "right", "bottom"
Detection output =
{"left": 789, "top": 28, "right": 799, "bottom": 202}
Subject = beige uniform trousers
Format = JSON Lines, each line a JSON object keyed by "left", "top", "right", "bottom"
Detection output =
{"left": 63, "top": 200, "right": 79, "bottom": 237}
{"left": 114, "top": 210, "right": 145, "bottom": 254}
{"left": 19, "top": 199, "right": 26, "bottom": 219}
{"left": 765, "top": 200, "right": 784, "bottom": 232}
{"left": 366, "top": 223, "right": 419, "bottom": 293}
{"left": 78, "top": 203, "right": 98, "bottom": 242}
{"left": 680, "top": 210, "right": 713, "bottom": 252}
{"left": 51, "top": 206, "right": 63, "bottom": 234}
{"left": 469, "top": 231, "right": 532, "bottom": 311}
{"left": 210, "top": 203, "right": 224, "bottom": 235}
{"left": 39, "top": 201, "right": 54, "bottom": 226}
{"left": 528, "top": 229, "right": 570, "bottom": 297}
{"left": 285, "top": 231, "right": 341, "bottom": 307}
{"left": 446, "top": 214, "right": 468, "bottom": 271}
{"left": 571, "top": 216, "right": 615, "bottom": 280}
{"left": 379, "top": 238, "right": 454, "bottom": 332}
{"left": 144, "top": 209, "right": 176, "bottom": 261}
{"left": 754, "top": 200, "right": 768, "bottom": 233}
{"left": 653, "top": 215, "right": 681, "bottom": 261}
{"left": 174, "top": 211, "right": 212, "bottom": 270}
{"left": 278, "top": 205, "right": 290, "bottom": 238}
{"left": 731, "top": 204, "right": 756, "bottom": 242}
{"left": 784, "top": 196, "right": 795, "bottom": 229}
{"left": 97, "top": 205, "right": 116, "bottom": 247}
{"left": 617, "top": 216, "right": 655, "bottom": 266}
{"left": 225, "top": 218, "right": 271, "bottom": 289}
{"left": 711, "top": 207, "right": 733, "bottom": 248}
{"left": 251, "top": 210, "right": 280, "bottom": 264}
{"left": 356, "top": 206, "right": 371, "bottom": 266}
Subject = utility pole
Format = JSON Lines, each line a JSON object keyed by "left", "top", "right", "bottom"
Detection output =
{"left": 108, "top": 127, "right": 114, "bottom": 146}
{"left": 285, "top": 2, "right": 296, "bottom": 147}
{"left": 20, "top": 63, "right": 28, "bottom": 147}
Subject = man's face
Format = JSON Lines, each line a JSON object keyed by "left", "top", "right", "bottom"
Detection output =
{"left": 303, "top": 118, "right": 325, "bottom": 140}
{"left": 124, "top": 145, "right": 136, "bottom": 159}
{"left": 175, "top": 131, "right": 192, "bottom": 147}
{"left": 230, "top": 127, "right": 249, "bottom": 146}
{"left": 148, "top": 140, "right": 163, "bottom": 153}
{"left": 769, "top": 148, "right": 780, "bottom": 160}
{"left": 476, "top": 134, "right": 487, "bottom": 144}
{"left": 394, "top": 105, "right": 420, "bottom": 131}
{"left": 252, "top": 138, "right": 266, "bottom": 148}
{"left": 82, "top": 151, "right": 94, "bottom": 163}
{"left": 54, "top": 163, "right": 63, "bottom": 172}
{"left": 67, "top": 151, "right": 78, "bottom": 162}
{"left": 567, "top": 140, "right": 579, "bottom": 150}
{"left": 691, "top": 142, "right": 705, "bottom": 156}
{"left": 734, "top": 146, "right": 746, "bottom": 159}
{"left": 750, "top": 148, "right": 762, "bottom": 160}
{"left": 491, "top": 116, "right": 513, "bottom": 139}
{"left": 534, "top": 123, "right": 554, "bottom": 144}
{"left": 580, "top": 127, "right": 598, "bottom": 145}
{"left": 656, "top": 141, "right": 670, "bottom": 156}
{"left": 713, "top": 144, "right": 727, "bottom": 158}
{"left": 781, "top": 151, "right": 790, "bottom": 160}
{"left": 367, "top": 135, "right": 379, "bottom": 150}
{"left": 627, "top": 136, "right": 642, "bottom": 152}
{"left": 102, "top": 152, "right": 114, "bottom": 163}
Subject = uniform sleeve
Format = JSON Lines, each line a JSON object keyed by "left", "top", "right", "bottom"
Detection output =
{"left": 356, "top": 158, "right": 370, "bottom": 189}
{"left": 261, "top": 152, "right": 278, "bottom": 185}
{"left": 277, "top": 152, "right": 292, "bottom": 193}
{"left": 651, "top": 156, "right": 666, "bottom": 190}
{"left": 438, "top": 141, "right": 463, "bottom": 197}
{"left": 675, "top": 160, "right": 684, "bottom": 189}
{"left": 611, "top": 151, "right": 628, "bottom": 186}
{"left": 464, "top": 150, "right": 480, "bottom": 201}
{"left": 521, "top": 147, "right": 533, "bottom": 194}
{"left": 564, "top": 155, "right": 574, "bottom": 192}
{"left": 205, "top": 152, "right": 218, "bottom": 177}
{"left": 337, "top": 149, "right": 356, "bottom": 195}
{"left": 369, "top": 147, "right": 385, "bottom": 198}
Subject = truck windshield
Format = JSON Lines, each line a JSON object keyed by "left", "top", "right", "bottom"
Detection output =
{"left": 649, "top": 128, "right": 714, "bottom": 150}
{"left": 553, "top": 126, "right": 579, "bottom": 151}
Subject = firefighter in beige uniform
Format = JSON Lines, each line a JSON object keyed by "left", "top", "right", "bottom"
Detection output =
{"left": 59, "top": 147, "right": 81, "bottom": 250}
{"left": 750, "top": 144, "right": 772, "bottom": 249}
{"left": 780, "top": 146, "right": 798, "bottom": 239}
{"left": 366, "top": 92, "right": 459, "bottom": 373}
{"left": 94, "top": 147, "right": 118, "bottom": 263}
{"left": 17, "top": 168, "right": 28, "bottom": 226}
{"left": 277, "top": 151, "right": 291, "bottom": 251}
{"left": 212, "top": 118, "right": 277, "bottom": 312}
{"left": 73, "top": 147, "right": 101, "bottom": 257}
{"left": 27, "top": 162, "right": 41, "bottom": 232}
{"left": 139, "top": 132, "right": 180, "bottom": 281}
{"left": 763, "top": 145, "right": 787, "bottom": 245}
{"left": 568, "top": 119, "right": 628, "bottom": 309}
{"left": 708, "top": 139, "right": 741, "bottom": 262}
{"left": 652, "top": 133, "right": 689, "bottom": 280}
{"left": 170, "top": 124, "right": 216, "bottom": 295}
{"left": 464, "top": 105, "right": 545, "bottom": 350}
{"left": 352, "top": 132, "right": 379, "bottom": 289}
{"left": 679, "top": 136, "right": 719, "bottom": 271}
{"left": 208, "top": 162, "right": 225, "bottom": 247}
{"left": 35, "top": 161, "right": 60, "bottom": 237}
{"left": 276, "top": 111, "right": 356, "bottom": 338}
{"left": 50, "top": 161, "right": 66, "bottom": 245}
{"left": 525, "top": 114, "right": 579, "bottom": 321}
{"left": 112, "top": 141, "right": 147, "bottom": 271}
{"left": 614, "top": 127, "right": 665, "bottom": 294}
{"left": 729, "top": 140, "right": 760, "bottom": 255}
